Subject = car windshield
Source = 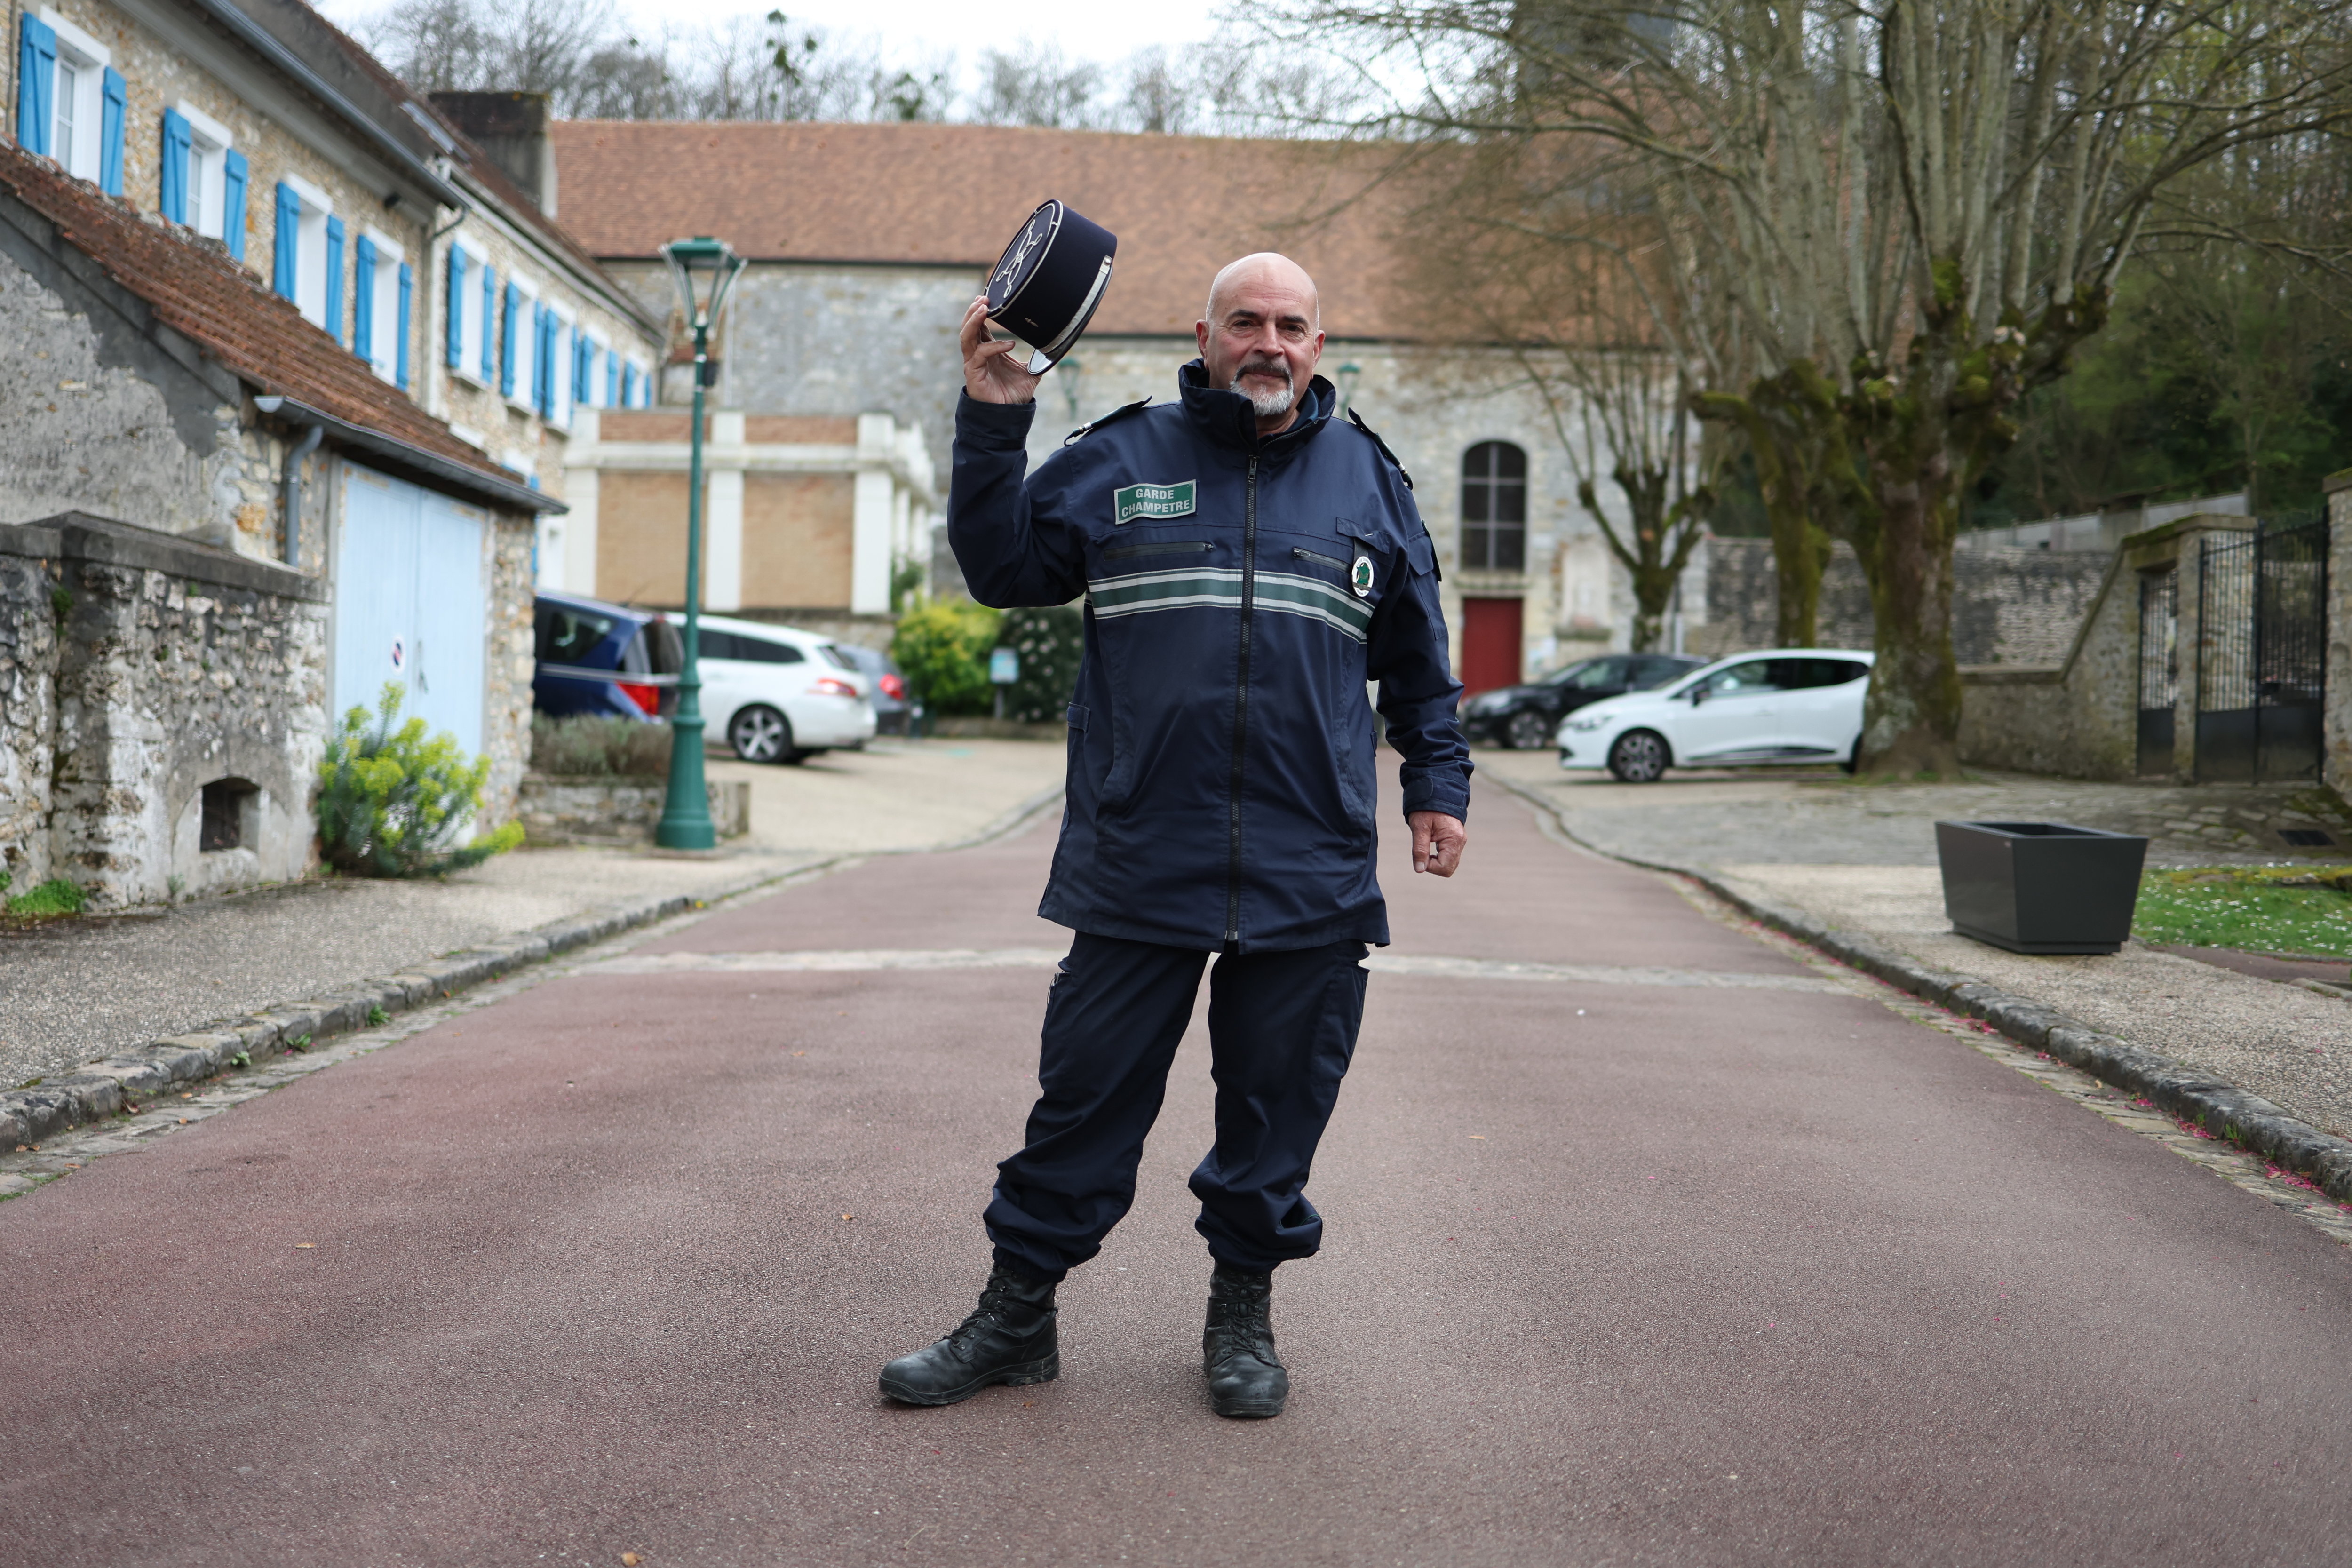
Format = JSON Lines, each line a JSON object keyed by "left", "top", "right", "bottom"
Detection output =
{"left": 1543, "top": 659, "right": 1621, "bottom": 691}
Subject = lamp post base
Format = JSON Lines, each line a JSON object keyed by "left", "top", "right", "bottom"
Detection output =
{"left": 655, "top": 710, "right": 716, "bottom": 850}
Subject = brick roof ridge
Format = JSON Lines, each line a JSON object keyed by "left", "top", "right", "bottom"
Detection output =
{"left": 0, "top": 140, "right": 517, "bottom": 494}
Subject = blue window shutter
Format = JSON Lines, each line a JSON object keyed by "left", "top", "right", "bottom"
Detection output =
{"left": 220, "top": 150, "right": 248, "bottom": 260}
{"left": 396, "top": 263, "right": 413, "bottom": 390}
{"left": 539, "top": 308, "right": 557, "bottom": 415}
{"left": 605, "top": 352, "right": 619, "bottom": 409}
{"left": 323, "top": 216, "right": 345, "bottom": 342}
{"left": 445, "top": 248, "right": 466, "bottom": 368}
{"left": 352, "top": 234, "right": 375, "bottom": 363}
{"left": 480, "top": 266, "right": 496, "bottom": 381}
{"left": 159, "top": 110, "right": 191, "bottom": 224}
{"left": 500, "top": 283, "right": 521, "bottom": 397}
{"left": 272, "top": 183, "right": 299, "bottom": 299}
{"left": 99, "top": 69, "right": 125, "bottom": 194}
{"left": 18, "top": 16, "right": 55, "bottom": 157}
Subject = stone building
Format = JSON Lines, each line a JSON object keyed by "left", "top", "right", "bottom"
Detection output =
{"left": 0, "top": 0, "right": 661, "bottom": 907}
{"left": 547, "top": 120, "right": 1693, "bottom": 683}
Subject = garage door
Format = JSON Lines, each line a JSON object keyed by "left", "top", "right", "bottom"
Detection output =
{"left": 333, "top": 462, "right": 489, "bottom": 755}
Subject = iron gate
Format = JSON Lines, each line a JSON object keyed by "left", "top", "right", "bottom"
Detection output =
{"left": 2137, "top": 568, "right": 2178, "bottom": 775}
{"left": 2196, "top": 519, "right": 2328, "bottom": 781}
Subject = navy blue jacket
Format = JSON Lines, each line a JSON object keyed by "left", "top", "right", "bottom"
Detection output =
{"left": 949, "top": 362, "right": 1472, "bottom": 952}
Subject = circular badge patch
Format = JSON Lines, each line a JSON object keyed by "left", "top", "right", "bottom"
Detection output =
{"left": 1351, "top": 553, "right": 1376, "bottom": 599}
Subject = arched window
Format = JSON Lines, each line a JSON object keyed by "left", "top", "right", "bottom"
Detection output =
{"left": 1461, "top": 442, "right": 1527, "bottom": 571}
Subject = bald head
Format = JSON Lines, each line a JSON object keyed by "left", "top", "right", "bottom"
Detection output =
{"left": 1197, "top": 252, "right": 1327, "bottom": 436}
{"left": 1205, "top": 253, "right": 1321, "bottom": 329}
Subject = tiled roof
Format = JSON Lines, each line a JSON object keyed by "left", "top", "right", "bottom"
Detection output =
{"left": 548, "top": 122, "right": 1419, "bottom": 339}
{"left": 0, "top": 139, "right": 532, "bottom": 505}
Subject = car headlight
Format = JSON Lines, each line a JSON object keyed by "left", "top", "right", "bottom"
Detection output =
{"left": 1565, "top": 714, "right": 1609, "bottom": 732}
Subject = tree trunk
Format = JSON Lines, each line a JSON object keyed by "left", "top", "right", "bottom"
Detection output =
{"left": 1848, "top": 337, "right": 1967, "bottom": 776}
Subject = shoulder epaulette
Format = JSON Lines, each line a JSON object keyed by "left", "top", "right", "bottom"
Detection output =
{"left": 1347, "top": 408, "right": 1414, "bottom": 490}
{"left": 1064, "top": 397, "right": 1152, "bottom": 446}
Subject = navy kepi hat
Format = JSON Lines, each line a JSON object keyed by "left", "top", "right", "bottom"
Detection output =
{"left": 986, "top": 200, "right": 1117, "bottom": 374}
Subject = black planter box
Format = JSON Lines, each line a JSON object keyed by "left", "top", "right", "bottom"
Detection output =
{"left": 1934, "top": 820, "right": 2149, "bottom": 955}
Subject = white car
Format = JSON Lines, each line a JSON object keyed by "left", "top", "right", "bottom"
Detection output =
{"left": 694, "top": 615, "right": 877, "bottom": 764}
{"left": 1556, "top": 649, "right": 1874, "bottom": 782}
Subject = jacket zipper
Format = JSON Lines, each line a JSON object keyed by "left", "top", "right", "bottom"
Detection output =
{"left": 1291, "top": 546, "right": 1348, "bottom": 571}
{"left": 1225, "top": 455, "right": 1258, "bottom": 945}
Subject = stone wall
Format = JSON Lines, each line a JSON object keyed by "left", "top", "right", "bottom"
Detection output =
{"left": 1955, "top": 549, "right": 2136, "bottom": 781}
{"left": 1692, "top": 536, "right": 2110, "bottom": 664}
{"left": 0, "top": 185, "right": 290, "bottom": 560}
{"left": 1, "top": 513, "right": 328, "bottom": 907}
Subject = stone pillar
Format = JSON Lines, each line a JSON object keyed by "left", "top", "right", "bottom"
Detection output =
{"left": 704, "top": 410, "right": 745, "bottom": 613}
{"left": 2324, "top": 471, "right": 2352, "bottom": 797}
{"left": 850, "top": 413, "right": 897, "bottom": 616}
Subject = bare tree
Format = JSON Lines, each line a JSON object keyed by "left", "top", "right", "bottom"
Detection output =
{"left": 1279, "top": 0, "right": 2352, "bottom": 772}
{"left": 970, "top": 43, "right": 1107, "bottom": 127}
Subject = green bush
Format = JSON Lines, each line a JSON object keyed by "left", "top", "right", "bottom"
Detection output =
{"left": 1000, "top": 605, "right": 1086, "bottom": 723}
{"left": 892, "top": 599, "right": 1001, "bottom": 716}
{"left": 0, "top": 871, "right": 85, "bottom": 918}
{"left": 530, "top": 713, "right": 671, "bottom": 778}
{"left": 318, "top": 683, "right": 524, "bottom": 877}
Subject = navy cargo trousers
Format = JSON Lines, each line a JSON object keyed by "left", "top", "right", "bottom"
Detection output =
{"left": 983, "top": 931, "right": 1370, "bottom": 1280}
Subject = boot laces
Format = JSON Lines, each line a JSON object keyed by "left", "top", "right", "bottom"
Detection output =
{"left": 944, "top": 1273, "right": 1038, "bottom": 1353}
{"left": 1210, "top": 1285, "right": 1277, "bottom": 1362}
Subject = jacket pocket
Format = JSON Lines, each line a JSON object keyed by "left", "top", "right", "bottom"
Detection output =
{"left": 1291, "top": 546, "right": 1349, "bottom": 572}
{"left": 1103, "top": 540, "right": 1209, "bottom": 561}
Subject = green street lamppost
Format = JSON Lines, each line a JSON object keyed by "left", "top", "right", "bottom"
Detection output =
{"left": 654, "top": 235, "right": 747, "bottom": 850}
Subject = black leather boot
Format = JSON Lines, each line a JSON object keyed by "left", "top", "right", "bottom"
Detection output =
{"left": 879, "top": 1261, "right": 1060, "bottom": 1406}
{"left": 1203, "top": 1263, "right": 1288, "bottom": 1419}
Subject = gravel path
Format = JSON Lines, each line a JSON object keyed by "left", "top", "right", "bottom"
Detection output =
{"left": 2, "top": 740, "right": 1066, "bottom": 1089}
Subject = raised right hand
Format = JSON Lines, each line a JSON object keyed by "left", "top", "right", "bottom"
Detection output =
{"left": 961, "top": 295, "right": 1043, "bottom": 406}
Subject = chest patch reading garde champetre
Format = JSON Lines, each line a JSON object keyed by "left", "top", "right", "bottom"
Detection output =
{"left": 1112, "top": 480, "right": 1196, "bottom": 524}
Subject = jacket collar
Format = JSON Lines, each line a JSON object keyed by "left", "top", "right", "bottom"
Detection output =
{"left": 1178, "top": 359, "right": 1335, "bottom": 457}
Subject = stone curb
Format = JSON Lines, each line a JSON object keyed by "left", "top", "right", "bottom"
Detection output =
{"left": 0, "top": 783, "right": 1071, "bottom": 1153}
{"left": 1487, "top": 773, "right": 2352, "bottom": 1204}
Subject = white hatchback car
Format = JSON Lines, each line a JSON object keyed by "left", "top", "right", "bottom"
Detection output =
{"left": 1556, "top": 649, "right": 1874, "bottom": 782}
{"left": 694, "top": 615, "right": 877, "bottom": 764}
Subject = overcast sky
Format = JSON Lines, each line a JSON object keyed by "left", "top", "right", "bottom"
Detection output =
{"left": 315, "top": 0, "right": 1233, "bottom": 76}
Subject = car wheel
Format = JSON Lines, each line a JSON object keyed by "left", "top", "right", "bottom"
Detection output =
{"left": 1607, "top": 730, "right": 1669, "bottom": 783}
{"left": 1505, "top": 708, "right": 1552, "bottom": 750}
{"left": 729, "top": 705, "right": 795, "bottom": 764}
{"left": 1840, "top": 737, "right": 1861, "bottom": 775}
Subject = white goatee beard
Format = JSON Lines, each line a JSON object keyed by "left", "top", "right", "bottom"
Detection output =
{"left": 1230, "top": 365, "right": 1295, "bottom": 420}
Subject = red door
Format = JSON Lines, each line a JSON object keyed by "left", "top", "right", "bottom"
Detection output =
{"left": 1459, "top": 596, "right": 1525, "bottom": 695}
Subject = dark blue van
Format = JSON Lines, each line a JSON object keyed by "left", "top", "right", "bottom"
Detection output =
{"left": 532, "top": 590, "right": 680, "bottom": 721}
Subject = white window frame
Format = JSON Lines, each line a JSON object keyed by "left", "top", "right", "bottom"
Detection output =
{"left": 283, "top": 174, "right": 334, "bottom": 329}
{"left": 582, "top": 328, "right": 611, "bottom": 409}
{"left": 626, "top": 356, "right": 652, "bottom": 409}
{"left": 173, "top": 101, "right": 234, "bottom": 246}
{"left": 450, "top": 236, "right": 489, "bottom": 389}
{"left": 41, "top": 10, "right": 109, "bottom": 184}
{"left": 361, "top": 227, "right": 404, "bottom": 383}
{"left": 504, "top": 274, "right": 540, "bottom": 414}
{"left": 546, "top": 300, "right": 576, "bottom": 431}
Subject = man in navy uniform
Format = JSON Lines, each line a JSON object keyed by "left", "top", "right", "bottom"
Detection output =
{"left": 880, "top": 253, "right": 1471, "bottom": 1419}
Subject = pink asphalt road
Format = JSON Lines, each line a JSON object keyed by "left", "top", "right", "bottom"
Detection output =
{"left": 8, "top": 776, "right": 2352, "bottom": 1566}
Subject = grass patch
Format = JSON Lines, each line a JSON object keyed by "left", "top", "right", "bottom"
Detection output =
{"left": 529, "top": 714, "right": 671, "bottom": 778}
{"left": 2134, "top": 866, "right": 2352, "bottom": 957}
{"left": 2, "top": 876, "right": 87, "bottom": 919}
